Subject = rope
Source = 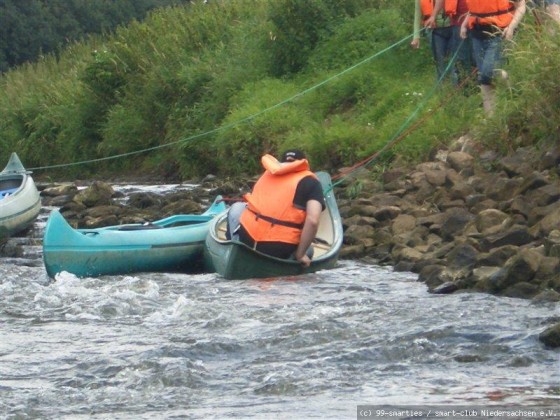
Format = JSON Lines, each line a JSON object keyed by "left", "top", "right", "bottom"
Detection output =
{"left": 28, "top": 33, "right": 415, "bottom": 171}
{"left": 325, "top": 39, "right": 474, "bottom": 192}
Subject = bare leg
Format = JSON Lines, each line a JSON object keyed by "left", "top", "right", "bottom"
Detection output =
{"left": 546, "top": 4, "right": 560, "bottom": 24}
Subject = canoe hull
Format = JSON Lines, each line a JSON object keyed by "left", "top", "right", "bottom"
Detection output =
{"left": 205, "top": 171, "right": 343, "bottom": 280}
{"left": 205, "top": 235, "right": 339, "bottom": 280}
{"left": 43, "top": 197, "right": 226, "bottom": 278}
{"left": 0, "top": 153, "right": 41, "bottom": 239}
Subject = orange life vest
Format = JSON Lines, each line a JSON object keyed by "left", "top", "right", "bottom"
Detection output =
{"left": 240, "top": 154, "right": 318, "bottom": 245}
{"left": 420, "top": 0, "right": 458, "bottom": 26}
{"left": 466, "top": 0, "right": 514, "bottom": 29}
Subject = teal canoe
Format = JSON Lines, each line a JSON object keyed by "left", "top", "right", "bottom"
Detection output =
{"left": 0, "top": 153, "right": 41, "bottom": 240}
{"left": 204, "top": 172, "right": 343, "bottom": 280}
{"left": 43, "top": 196, "right": 226, "bottom": 278}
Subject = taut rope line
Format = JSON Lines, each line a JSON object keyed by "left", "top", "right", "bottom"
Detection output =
{"left": 29, "top": 34, "right": 415, "bottom": 171}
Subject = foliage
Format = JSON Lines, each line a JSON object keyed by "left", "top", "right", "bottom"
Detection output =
{"left": 0, "top": 0, "right": 557, "bottom": 182}
{"left": 0, "top": 0, "right": 189, "bottom": 73}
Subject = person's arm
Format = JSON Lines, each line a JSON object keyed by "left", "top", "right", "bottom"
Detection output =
{"left": 411, "top": 0, "right": 421, "bottom": 48}
{"left": 503, "top": 0, "right": 526, "bottom": 40}
{"left": 460, "top": 12, "right": 470, "bottom": 39}
{"left": 424, "top": 0, "right": 444, "bottom": 28}
{"left": 294, "top": 199, "right": 322, "bottom": 267}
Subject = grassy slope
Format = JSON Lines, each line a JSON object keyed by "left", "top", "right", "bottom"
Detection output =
{"left": 0, "top": 1, "right": 558, "bottom": 181}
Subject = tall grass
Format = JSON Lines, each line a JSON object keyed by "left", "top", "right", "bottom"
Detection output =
{"left": 0, "top": 0, "right": 556, "bottom": 180}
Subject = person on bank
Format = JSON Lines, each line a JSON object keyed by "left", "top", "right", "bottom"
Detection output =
{"left": 460, "top": 0, "right": 526, "bottom": 116}
{"left": 226, "top": 149, "right": 325, "bottom": 268}
{"left": 412, "top": 0, "right": 472, "bottom": 85}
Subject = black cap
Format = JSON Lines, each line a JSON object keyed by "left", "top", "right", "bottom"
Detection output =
{"left": 281, "top": 149, "right": 306, "bottom": 162}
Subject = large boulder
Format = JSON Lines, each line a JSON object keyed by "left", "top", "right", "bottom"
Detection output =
{"left": 73, "top": 181, "right": 115, "bottom": 207}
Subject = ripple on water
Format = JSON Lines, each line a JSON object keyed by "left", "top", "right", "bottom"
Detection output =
{"left": 0, "top": 259, "right": 558, "bottom": 418}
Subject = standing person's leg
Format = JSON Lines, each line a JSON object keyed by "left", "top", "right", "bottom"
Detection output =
{"left": 546, "top": 0, "right": 560, "bottom": 24}
{"left": 430, "top": 28, "right": 449, "bottom": 81}
{"left": 471, "top": 35, "right": 502, "bottom": 116}
{"left": 440, "top": 26, "right": 457, "bottom": 84}
{"left": 451, "top": 25, "right": 474, "bottom": 85}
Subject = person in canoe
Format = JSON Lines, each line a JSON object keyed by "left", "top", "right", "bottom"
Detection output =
{"left": 227, "top": 149, "right": 325, "bottom": 267}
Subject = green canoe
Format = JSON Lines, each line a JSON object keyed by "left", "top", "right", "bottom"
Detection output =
{"left": 43, "top": 195, "right": 226, "bottom": 278}
{"left": 204, "top": 171, "right": 343, "bottom": 280}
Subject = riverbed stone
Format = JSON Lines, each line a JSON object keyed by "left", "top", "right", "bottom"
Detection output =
{"left": 73, "top": 181, "right": 115, "bottom": 207}
{"left": 539, "top": 323, "right": 560, "bottom": 348}
{"left": 480, "top": 226, "right": 534, "bottom": 252}
{"left": 391, "top": 214, "right": 417, "bottom": 235}
{"left": 475, "top": 209, "right": 510, "bottom": 235}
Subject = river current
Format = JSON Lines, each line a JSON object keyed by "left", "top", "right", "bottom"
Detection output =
{"left": 1, "top": 185, "right": 558, "bottom": 419}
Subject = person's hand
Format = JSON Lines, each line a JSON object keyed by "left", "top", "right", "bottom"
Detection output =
{"left": 424, "top": 16, "right": 436, "bottom": 28}
{"left": 410, "top": 38, "right": 420, "bottom": 49}
{"left": 503, "top": 26, "right": 514, "bottom": 40}
{"left": 460, "top": 26, "right": 467, "bottom": 39}
{"left": 296, "top": 254, "right": 311, "bottom": 268}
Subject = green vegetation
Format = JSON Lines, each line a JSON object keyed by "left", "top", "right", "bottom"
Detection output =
{"left": 0, "top": 0, "right": 558, "bottom": 181}
{"left": 0, "top": 0, "right": 189, "bottom": 72}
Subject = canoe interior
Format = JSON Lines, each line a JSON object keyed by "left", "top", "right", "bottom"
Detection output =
{"left": 0, "top": 175, "right": 23, "bottom": 199}
{"left": 214, "top": 210, "right": 335, "bottom": 259}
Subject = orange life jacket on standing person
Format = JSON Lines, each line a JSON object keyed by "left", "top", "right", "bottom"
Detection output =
{"left": 420, "top": 0, "right": 458, "bottom": 26}
{"left": 240, "top": 155, "right": 318, "bottom": 245}
{"left": 466, "top": 0, "right": 515, "bottom": 29}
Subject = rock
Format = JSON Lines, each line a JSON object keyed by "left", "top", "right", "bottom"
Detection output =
{"left": 344, "top": 224, "right": 376, "bottom": 245}
{"left": 447, "top": 151, "right": 474, "bottom": 172}
{"left": 161, "top": 199, "right": 202, "bottom": 216}
{"left": 514, "top": 172, "right": 549, "bottom": 195}
{"left": 343, "top": 215, "right": 378, "bottom": 229}
{"left": 446, "top": 243, "right": 478, "bottom": 269}
{"left": 128, "top": 192, "right": 162, "bottom": 209}
{"left": 539, "top": 323, "right": 560, "bottom": 348}
{"left": 498, "top": 148, "right": 536, "bottom": 177}
{"left": 475, "top": 209, "right": 510, "bottom": 234}
{"left": 484, "top": 177, "right": 522, "bottom": 201}
{"left": 41, "top": 184, "right": 78, "bottom": 197}
{"left": 480, "top": 226, "right": 534, "bottom": 252}
{"left": 373, "top": 206, "right": 402, "bottom": 222}
{"left": 73, "top": 181, "right": 115, "bottom": 207}
{"left": 532, "top": 289, "right": 560, "bottom": 303}
{"left": 490, "top": 249, "right": 543, "bottom": 292}
{"left": 539, "top": 147, "right": 560, "bottom": 171}
{"left": 418, "top": 265, "right": 448, "bottom": 289}
{"left": 440, "top": 208, "right": 474, "bottom": 242}
{"left": 471, "top": 266, "right": 502, "bottom": 288}
{"left": 476, "top": 245, "right": 519, "bottom": 267}
{"left": 432, "top": 281, "right": 459, "bottom": 294}
{"left": 83, "top": 214, "right": 119, "bottom": 228}
{"left": 382, "top": 169, "right": 405, "bottom": 185}
{"left": 339, "top": 244, "right": 365, "bottom": 259}
{"left": 536, "top": 206, "right": 560, "bottom": 236}
{"left": 526, "top": 183, "right": 560, "bottom": 207}
{"left": 391, "top": 214, "right": 417, "bottom": 235}
{"left": 545, "top": 230, "right": 560, "bottom": 258}
{"left": 502, "top": 282, "right": 541, "bottom": 299}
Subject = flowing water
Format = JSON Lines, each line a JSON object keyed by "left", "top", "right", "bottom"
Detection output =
{"left": 1, "top": 185, "right": 558, "bottom": 419}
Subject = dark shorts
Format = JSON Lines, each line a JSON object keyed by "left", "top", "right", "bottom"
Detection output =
{"left": 238, "top": 225, "right": 297, "bottom": 259}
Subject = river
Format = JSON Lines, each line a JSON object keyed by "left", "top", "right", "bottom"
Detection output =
{"left": 1, "top": 185, "right": 558, "bottom": 419}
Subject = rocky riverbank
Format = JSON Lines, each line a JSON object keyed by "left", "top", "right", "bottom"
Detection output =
{"left": 3, "top": 138, "right": 559, "bottom": 347}
{"left": 336, "top": 137, "right": 559, "bottom": 348}
{"left": 340, "top": 137, "right": 560, "bottom": 303}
